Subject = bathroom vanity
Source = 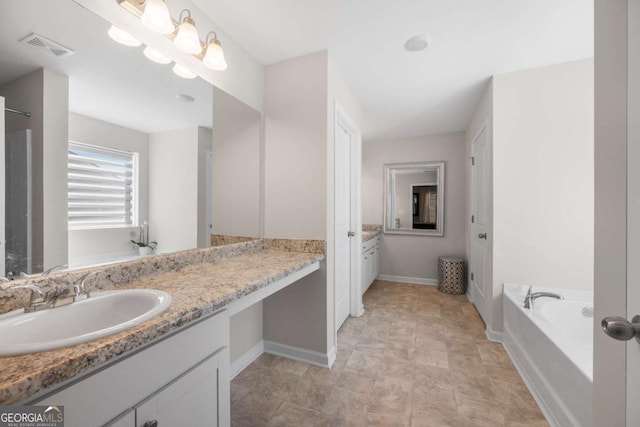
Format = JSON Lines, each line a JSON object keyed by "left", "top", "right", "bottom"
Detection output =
{"left": 361, "top": 234, "right": 380, "bottom": 294}
{"left": 0, "top": 241, "right": 323, "bottom": 426}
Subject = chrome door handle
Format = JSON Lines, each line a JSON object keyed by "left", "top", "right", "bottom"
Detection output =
{"left": 347, "top": 231, "right": 355, "bottom": 237}
{"left": 478, "top": 233, "right": 487, "bottom": 240}
{"left": 602, "top": 315, "right": 640, "bottom": 343}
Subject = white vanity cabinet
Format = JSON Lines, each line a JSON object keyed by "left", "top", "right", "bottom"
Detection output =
{"left": 33, "top": 309, "right": 230, "bottom": 427}
{"left": 361, "top": 236, "right": 380, "bottom": 294}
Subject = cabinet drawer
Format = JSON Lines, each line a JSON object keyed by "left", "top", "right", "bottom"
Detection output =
{"left": 362, "top": 236, "right": 379, "bottom": 253}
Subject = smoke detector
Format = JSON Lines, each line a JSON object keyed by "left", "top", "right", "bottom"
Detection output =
{"left": 20, "top": 33, "right": 74, "bottom": 58}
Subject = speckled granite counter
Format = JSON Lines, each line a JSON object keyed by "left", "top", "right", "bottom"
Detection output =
{"left": 0, "top": 249, "right": 323, "bottom": 405}
{"left": 362, "top": 224, "right": 382, "bottom": 242}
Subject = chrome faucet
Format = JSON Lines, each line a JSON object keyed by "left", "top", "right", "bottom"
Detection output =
{"left": 524, "top": 286, "right": 564, "bottom": 309}
{"left": 8, "top": 284, "right": 52, "bottom": 313}
{"left": 73, "top": 270, "right": 102, "bottom": 302}
{"left": 42, "top": 264, "right": 68, "bottom": 275}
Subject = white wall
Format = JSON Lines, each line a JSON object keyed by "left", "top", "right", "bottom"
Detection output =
{"left": 211, "top": 89, "right": 261, "bottom": 238}
{"left": 149, "top": 127, "right": 202, "bottom": 254}
{"left": 0, "top": 69, "right": 68, "bottom": 272}
{"left": 67, "top": 113, "right": 150, "bottom": 266}
{"left": 264, "top": 51, "right": 328, "bottom": 240}
{"left": 263, "top": 51, "right": 330, "bottom": 355}
{"left": 230, "top": 302, "right": 263, "bottom": 362}
{"left": 491, "top": 59, "right": 594, "bottom": 331}
{"left": 466, "top": 60, "right": 594, "bottom": 334}
{"left": 42, "top": 69, "right": 69, "bottom": 271}
{"left": 362, "top": 133, "right": 467, "bottom": 282}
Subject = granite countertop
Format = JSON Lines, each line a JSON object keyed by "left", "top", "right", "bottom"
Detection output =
{"left": 0, "top": 249, "right": 323, "bottom": 405}
{"left": 362, "top": 225, "right": 382, "bottom": 242}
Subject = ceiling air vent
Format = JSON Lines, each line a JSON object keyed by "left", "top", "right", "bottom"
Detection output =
{"left": 19, "top": 33, "right": 74, "bottom": 58}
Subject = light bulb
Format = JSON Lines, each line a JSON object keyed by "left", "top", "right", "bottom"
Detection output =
{"left": 141, "top": 0, "right": 174, "bottom": 35}
{"left": 143, "top": 46, "right": 171, "bottom": 64}
{"left": 172, "top": 63, "right": 197, "bottom": 79}
{"left": 174, "top": 16, "right": 202, "bottom": 55}
{"left": 107, "top": 25, "right": 141, "bottom": 47}
{"left": 203, "top": 38, "right": 227, "bottom": 71}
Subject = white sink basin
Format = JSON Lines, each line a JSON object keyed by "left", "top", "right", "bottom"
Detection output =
{"left": 0, "top": 289, "right": 172, "bottom": 356}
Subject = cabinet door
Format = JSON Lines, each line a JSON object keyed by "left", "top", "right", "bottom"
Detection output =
{"left": 136, "top": 352, "right": 220, "bottom": 427}
{"left": 104, "top": 409, "right": 135, "bottom": 427}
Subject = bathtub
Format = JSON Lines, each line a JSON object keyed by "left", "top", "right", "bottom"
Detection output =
{"left": 503, "top": 283, "right": 593, "bottom": 427}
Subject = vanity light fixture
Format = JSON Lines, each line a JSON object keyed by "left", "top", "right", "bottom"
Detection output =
{"left": 202, "top": 32, "right": 227, "bottom": 71}
{"left": 143, "top": 46, "right": 171, "bottom": 64}
{"left": 107, "top": 25, "right": 141, "bottom": 47}
{"left": 174, "top": 10, "right": 202, "bottom": 55}
{"left": 172, "top": 63, "right": 197, "bottom": 79}
{"left": 140, "top": 0, "right": 174, "bottom": 35}
{"left": 113, "top": 0, "right": 229, "bottom": 75}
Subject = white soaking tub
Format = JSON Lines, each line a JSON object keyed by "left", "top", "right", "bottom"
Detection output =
{"left": 503, "top": 283, "right": 593, "bottom": 427}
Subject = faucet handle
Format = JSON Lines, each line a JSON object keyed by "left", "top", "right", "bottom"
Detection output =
{"left": 74, "top": 270, "right": 103, "bottom": 301}
{"left": 8, "top": 284, "right": 45, "bottom": 303}
{"left": 8, "top": 284, "right": 51, "bottom": 312}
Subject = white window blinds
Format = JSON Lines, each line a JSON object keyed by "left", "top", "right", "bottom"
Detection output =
{"left": 68, "top": 142, "right": 138, "bottom": 229}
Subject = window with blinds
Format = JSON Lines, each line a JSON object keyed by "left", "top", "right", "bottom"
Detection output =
{"left": 68, "top": 142, "right": 138, "bottom": 229}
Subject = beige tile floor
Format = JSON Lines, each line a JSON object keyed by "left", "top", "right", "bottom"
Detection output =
{"left": 231, "top": 280, "right": 548, "bottom": 426}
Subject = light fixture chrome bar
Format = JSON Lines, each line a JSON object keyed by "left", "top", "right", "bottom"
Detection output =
{"left": 5, "top": 107, "right": 31, "bottom": 118}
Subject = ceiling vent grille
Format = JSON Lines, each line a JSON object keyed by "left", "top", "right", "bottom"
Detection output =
{"left": 19, "top": 33, "right": 74, "bottom": 58}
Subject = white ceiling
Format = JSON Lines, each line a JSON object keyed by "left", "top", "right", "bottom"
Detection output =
{"left": 194, "top": 0, "right": 593, "bottom": 140}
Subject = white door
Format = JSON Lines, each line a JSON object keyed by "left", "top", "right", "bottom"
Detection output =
{"left": 0, "top": 97, "right": 5, "bottom": 277}
{"left": 334, "top": 122, "right": 352, "bottom": 330}
{"left": 470, "top": 124, "right": 489, "bottom": 324}
{"left": 594, "top": 1, "right": 640, "bottom": 425}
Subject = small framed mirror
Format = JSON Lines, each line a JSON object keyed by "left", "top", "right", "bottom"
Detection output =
{"left": 383, "top": 161, "right": 445, "bottom": 237}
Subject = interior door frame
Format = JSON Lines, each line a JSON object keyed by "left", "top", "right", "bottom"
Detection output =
{"left": 330, "top": 101, "right": 363, "bottom": 340}
{"left": 469, "top": 120, "right": 490, "bottom": 325}
{"left": 593, "top": 0, "right": 634, "bottom": 424}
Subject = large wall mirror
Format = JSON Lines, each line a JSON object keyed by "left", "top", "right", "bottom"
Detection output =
{"left": 0, "top": 0, "right": 261, "bottom": 276}
{"left": 383, "top": 161, "right": 445, "bottom": 237}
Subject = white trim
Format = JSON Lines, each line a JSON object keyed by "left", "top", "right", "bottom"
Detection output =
{"left": 376, "top": 274, "right": 437, "bottom": 286}
{"left": 485, "top": 326, "right": 503, "bottom": 343}
{"left": 503, "top": 337, "right": 561, "bottom": 427}
{"left": 225, "top": 262, "right": 320, "bottom": 316}
{"left": 263, "top": 340, "right": 334, "bottom": 368}
{"left": 327, "top": 345, "right": 336, "bottom": 368}
{"left": 230, "top": 340, "right": 264, "bottom": 380}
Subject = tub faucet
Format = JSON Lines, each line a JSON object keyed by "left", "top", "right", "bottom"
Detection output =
{"left": 524, "top": 288, "right": 564, "bottom": 309}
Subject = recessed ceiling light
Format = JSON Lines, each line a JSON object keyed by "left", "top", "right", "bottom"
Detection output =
{"left": 404, "top": 35, "right": 431, "bottom": 52}
{"left": 176, "top": 94, "right": 195, "bottom": 103}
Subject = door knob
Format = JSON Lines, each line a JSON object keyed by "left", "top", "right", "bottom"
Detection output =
{"left": 347, "top": 231, "right": 355, "bottom": 237}
{"left": 143, "top": 421, "right": 158, "bottom": 427}
{"left": 602, "top": 315, "right": 640, "bottom": 343}
{"left": 478, "top": 233, "right": 487, "bottom": 240}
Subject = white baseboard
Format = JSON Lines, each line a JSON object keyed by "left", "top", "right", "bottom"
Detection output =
{"left": 263, "top": 340, "right": 333, "bottom": 368}
{"left": 376, "top": 274, "right": 437, "bottom": 286}
{"left": 327, "top": 346, "right": 336, "bottom": 368}
{"left": 230, "top": 340, "right": 264, "bottom": 379}
{"left": 485, "top": 326, "right": 504, "bottom": 343}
